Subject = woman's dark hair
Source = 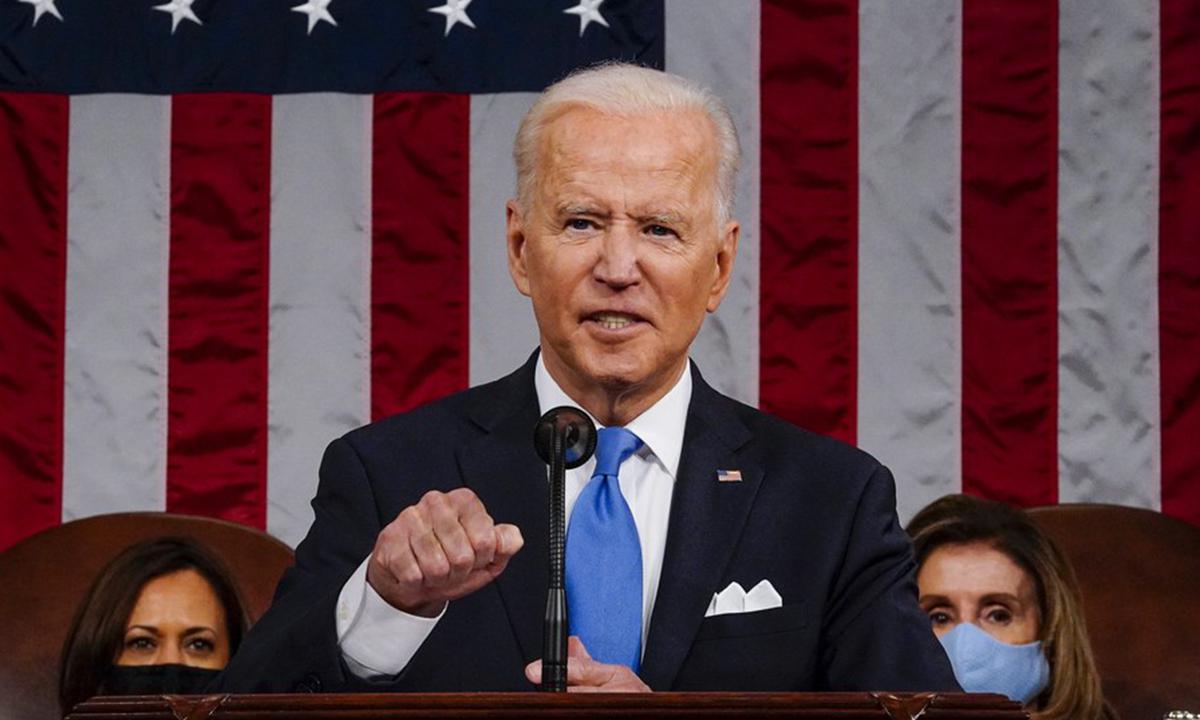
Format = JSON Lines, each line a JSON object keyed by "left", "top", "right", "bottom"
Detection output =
{"left": 906, "top": 494, "right": 1115, "bottom": 720}
{"left": 58, "top": 536, "right": 248, "bottom": 713}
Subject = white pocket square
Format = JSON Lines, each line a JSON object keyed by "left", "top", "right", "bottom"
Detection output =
{"left": 704, "top": 579, "right": 783, "bottom": 617}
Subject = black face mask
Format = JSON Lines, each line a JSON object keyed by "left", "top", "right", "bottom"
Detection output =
{"left": 102, "top": 664, "right": 221, "bottom": 696}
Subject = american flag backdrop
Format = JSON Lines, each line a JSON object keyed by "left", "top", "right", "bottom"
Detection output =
{"left": 1, "top": 0, "right": 1198, "bottom": 552}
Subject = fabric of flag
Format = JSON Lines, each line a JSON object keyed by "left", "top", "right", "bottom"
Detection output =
{"left": 1, "top": 0, "right": 1198, "bottom": 552}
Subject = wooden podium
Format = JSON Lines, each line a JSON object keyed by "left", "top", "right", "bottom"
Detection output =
{"left": 67, "top": 692, "right": 1026, "bottom": 719}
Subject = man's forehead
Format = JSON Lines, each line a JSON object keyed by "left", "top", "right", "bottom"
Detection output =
{"left": 538, "top": 106, "right": 717, "bottom": 166}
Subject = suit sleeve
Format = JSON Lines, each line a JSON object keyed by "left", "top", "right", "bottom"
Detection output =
{"left": 818, "top": 465, "right": 962, "bottom": 691}
{"left": 217, "top": 436, "right": 400, "bottom": 693}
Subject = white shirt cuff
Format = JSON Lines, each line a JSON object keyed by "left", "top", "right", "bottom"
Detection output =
{"left": 336, "top": 556, "right": 445, "bottom": 678}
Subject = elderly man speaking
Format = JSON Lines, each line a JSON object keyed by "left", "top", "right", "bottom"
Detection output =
{"left": 222, "top": 63, "right": 958, "bottom": 693}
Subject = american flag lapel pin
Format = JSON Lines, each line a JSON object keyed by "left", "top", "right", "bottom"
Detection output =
{"left": 716, "top": 469, "right": 743, "bottom": 483}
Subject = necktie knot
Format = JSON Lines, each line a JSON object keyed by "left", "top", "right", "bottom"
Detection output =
{"left": 593, "top": 426, "right": 643, "bottom": 478}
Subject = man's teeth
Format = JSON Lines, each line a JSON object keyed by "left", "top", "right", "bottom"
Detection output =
{"left": 594, "top": 313, "right": 634, "bottom": 329}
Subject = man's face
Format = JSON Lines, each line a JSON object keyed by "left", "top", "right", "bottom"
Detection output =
{"left": 507, "top": 106, "right": 738, "bottom": 412}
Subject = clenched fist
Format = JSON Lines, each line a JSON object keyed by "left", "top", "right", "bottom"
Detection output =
{"left": 366, "top": 488, "right": 523, "bottom": 617}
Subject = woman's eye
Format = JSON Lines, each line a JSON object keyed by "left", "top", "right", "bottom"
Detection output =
{"left": 927, "top": 610, "right": 952, "bottom": 626}
{"left": 126, "top": 637, "right": 155, "bottom": 651}
{"left": 984, "top": 607, "right": 1013, "bottom": 625}
{"left": 185, "top": 638, "right": 215, "bottom": 653}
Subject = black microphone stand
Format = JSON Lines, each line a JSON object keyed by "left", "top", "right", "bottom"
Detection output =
{"left": 533, "top": 407, "right": 595, "bottom": 693}
{"left": 543, "top": 423, "right": 568, "bottom": 692}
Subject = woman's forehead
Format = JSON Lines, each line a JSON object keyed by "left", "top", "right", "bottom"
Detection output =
{"left": 919, "top": 541, "right": 1038, "bottom": 599}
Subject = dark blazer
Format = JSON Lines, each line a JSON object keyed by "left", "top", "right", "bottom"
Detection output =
{"left": 220, "top": 353, "right": 958, "bottom": 693}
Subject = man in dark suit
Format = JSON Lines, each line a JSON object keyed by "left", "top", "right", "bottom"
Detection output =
{"left": 221, "top": 63, "right": 958, "bottom": 693}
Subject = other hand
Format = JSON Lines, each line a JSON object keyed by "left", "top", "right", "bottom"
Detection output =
{"left": 524, "top": 636, "right": 651, "bottom": 692}
{"left": 366, "top": 488, "right": 523, "bottom": 617}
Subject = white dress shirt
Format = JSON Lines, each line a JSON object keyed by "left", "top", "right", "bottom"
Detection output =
{"left": 336, "top": 354, "right": 690, "bottom": 678}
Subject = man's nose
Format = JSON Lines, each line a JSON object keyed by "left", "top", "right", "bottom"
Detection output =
{"left": 593, "top": 225, "right": 640, "bottom": 287}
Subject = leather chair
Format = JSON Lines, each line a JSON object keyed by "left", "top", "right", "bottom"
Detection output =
{"left": 1028, "top": 503, "right": 1200, "bottom": 719}
{"left": 0, "top": 513, "right": 293, "bottom": 720}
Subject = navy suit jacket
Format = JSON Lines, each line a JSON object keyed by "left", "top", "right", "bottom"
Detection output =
{"left": 220, "top": 353, "right": 958, "bottom": 693}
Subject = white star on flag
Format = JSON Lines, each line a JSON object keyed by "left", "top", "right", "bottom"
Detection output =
{"left": 154, "top": 0, "right": 202, "bottom": 34}
{"left": 563, "top": 0, "right": 608, "bottom": 36}
{"left": 428, "top": 0, "right": 476, "bottom": 37}
{"left": 292, "top": 0, "right": 337, "bottom": 35}
{"left": 18, "top": 0, "right": 63, "bottom": 26}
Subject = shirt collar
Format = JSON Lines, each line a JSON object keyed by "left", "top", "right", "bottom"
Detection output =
{"left": 534, "top": 352, "right": 691, "bottom": 479}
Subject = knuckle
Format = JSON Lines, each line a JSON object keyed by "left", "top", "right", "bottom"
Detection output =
{"left": 473, "top": 530, "right": 497, "bottom": 555}
{"left": 379, "top": 518, "right": 403, "bottom": 542}
{"left": 398, "top": 505, "right": 423, "bottom": 527}
{"left": 398, "top": 565, "right": 424, "bottom": 586}
{"left": 428, "top": 557, "right": 450, "bottom": 579}
{"left": 448, "top": 549, "right": 474, "bottom": 569}
{"left": 446, "top": 487, "right": 473, "bottom": 502}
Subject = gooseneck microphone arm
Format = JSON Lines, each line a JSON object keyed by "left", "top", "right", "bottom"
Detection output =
{"left": 533, "top": 407, "right": 596, "bottom": 693}
{"left": 543, "top": 423, "right": 568, "bottom": 692}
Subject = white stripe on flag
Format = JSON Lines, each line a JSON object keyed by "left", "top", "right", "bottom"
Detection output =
{"left": 1057, "top": 0, "right": 1162, "bottom": 509}
{"left": 268, "top": 93, "right": 373, "bottom": 547}
{"left": 665, "top": 0, "right": 760, "bottom": 407}
{"left": 62, "top": 94, "right": 170, "bottom": 520}
{"left": 857, "top": 0, "right": 963, "bottom": 521}
{"left": 468, "top": 93, "right": 541, "bottom": 386}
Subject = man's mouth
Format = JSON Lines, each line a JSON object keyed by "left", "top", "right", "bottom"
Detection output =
{"left": 588, "top": 312, "right": 642, "bottom": 330}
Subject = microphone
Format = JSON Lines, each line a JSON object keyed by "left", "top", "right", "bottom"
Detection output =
{"left": 533, "top": 406, "right": 596, "bottom": 692}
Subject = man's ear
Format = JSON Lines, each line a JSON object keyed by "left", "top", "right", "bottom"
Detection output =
{"left": 706, "top": 219, "right": 739, "bottom": 313}
{"left": 506, "top": 200, "right": 532, "bottom": 298}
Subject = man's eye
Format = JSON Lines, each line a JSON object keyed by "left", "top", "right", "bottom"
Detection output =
{"left": 566, "top": 218, "right": 593, "bottom": 231}
{"left": 646, "top": 224, "right": 674, "bottom": 237}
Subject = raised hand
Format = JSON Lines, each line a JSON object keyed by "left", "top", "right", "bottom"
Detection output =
{"left": 366, "top": 488, "right": 523, "bottom": 617}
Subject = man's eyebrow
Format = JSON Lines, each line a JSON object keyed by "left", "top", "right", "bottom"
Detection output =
{"left": 635, "top": 211, "right": 687, "bottom": 225}
{"left": 556, "top": 202, "right": 607, "bottom": 217}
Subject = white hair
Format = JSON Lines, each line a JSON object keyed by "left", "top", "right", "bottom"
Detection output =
{"left": 513, "top": 62, "right": 741, "bottom": 225}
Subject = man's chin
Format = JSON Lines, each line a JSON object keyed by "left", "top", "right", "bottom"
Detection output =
{"left": 575, "top": 350, "right": 650, "bottom": 388}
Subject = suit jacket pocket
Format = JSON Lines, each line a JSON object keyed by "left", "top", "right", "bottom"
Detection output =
{"left": 694, "top": 601, "right": 807, "bottom": 641}
{"left": 674, "top": 602, "right": 816, "bottom": 690}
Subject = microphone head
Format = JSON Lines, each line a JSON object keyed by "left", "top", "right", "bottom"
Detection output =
{"left": 533, "top": 406, "right": 597, "bottom": 469}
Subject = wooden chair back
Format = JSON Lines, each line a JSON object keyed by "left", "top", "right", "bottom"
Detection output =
{"left": 1028, "top": 503, "right": 1200, "bottom": 719}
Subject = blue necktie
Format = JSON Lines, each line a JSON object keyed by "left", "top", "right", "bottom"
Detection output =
{"left": 565, "top": 426, "right": 644, "bottom": 671}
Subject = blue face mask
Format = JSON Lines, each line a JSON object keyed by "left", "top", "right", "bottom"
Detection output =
{"left": 937, "top": 622, "right": 1050, "bottom": 704}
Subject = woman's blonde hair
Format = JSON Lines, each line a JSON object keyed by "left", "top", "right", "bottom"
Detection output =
{"left": 907, "top": 495, "right": 1117, "bottom": 720}
{"left": 513, "top": 62, "right": 740, "bottom": 226}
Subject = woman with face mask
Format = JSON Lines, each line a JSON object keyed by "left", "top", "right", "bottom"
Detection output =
{"left": 59, "top": 537, "right": 247, "bottom": 714}
{"left": 907, "top": 495, "right": 1118, "bottom": 720}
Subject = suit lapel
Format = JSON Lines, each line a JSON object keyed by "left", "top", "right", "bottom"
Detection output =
{"left": 457, "top": 356, "right": 549, "bottom": 663}
{"left": 639, "top": 370, "right": 762, "bottom": 690}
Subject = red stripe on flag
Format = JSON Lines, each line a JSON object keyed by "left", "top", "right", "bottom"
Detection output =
{"left": 0, "top": 94, "right": 68, "bottom": 551}
{"left": 371, "top": 94, "right": 469, "bottom": 419}
{"left": 961, "top": 1, "right": 1059, "bottom": 507}
{"left": 1160, "top": 0, "right": 1200, "bottom": 527}
{"left": 166, "top": 94, "right": 271, "bottom": 528}
{"left": 759, "top": 0, "right": 859, "bottom": 444}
